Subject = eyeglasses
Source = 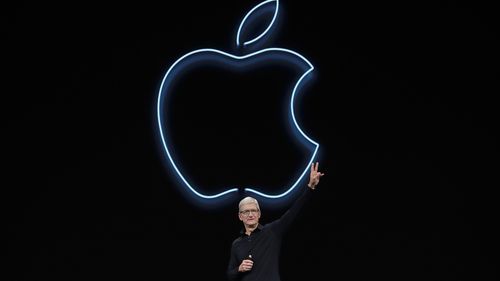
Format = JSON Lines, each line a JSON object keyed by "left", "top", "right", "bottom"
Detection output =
{"left": 239, "top": 209, "right": 260, "bottom": 216}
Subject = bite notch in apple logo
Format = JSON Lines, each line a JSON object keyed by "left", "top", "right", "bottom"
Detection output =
{"left": 155, "top": 0, "right": 319, "bottom": 207}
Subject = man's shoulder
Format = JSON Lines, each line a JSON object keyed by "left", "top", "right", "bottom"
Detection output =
{"left": 231, "top": 236, "right": 244, "bottom": 246}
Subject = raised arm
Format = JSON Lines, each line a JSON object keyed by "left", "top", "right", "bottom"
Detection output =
{"left": 271, "top": 162, "right": 324, "bottom": 235}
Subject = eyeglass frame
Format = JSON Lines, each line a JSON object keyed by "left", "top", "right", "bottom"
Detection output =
{"left": 239, "top": 209, "right": 260, "bottom": 216}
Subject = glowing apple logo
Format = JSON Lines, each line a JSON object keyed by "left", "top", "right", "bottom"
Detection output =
{"left": 156, "top": 0, "right": 319, "bottom": 206}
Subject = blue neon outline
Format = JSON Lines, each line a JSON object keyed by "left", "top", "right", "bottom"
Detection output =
{"left": 236, "top": 0, "right": 279, "bottom": 47}
{"left": 157, "top": 48, "right": 318, "bottom": 199}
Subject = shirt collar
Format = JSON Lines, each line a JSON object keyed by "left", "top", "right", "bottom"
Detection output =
{"left": 240, "top": 224, "right": 263, "bottom": 236}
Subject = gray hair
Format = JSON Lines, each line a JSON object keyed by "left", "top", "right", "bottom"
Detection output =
{"left": 238, "top": 196, "right": 260, "bottom": 211}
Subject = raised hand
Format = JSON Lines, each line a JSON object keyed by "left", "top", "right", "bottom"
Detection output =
{"left": 308, "top": 162, "right": 324, "bottom": 190}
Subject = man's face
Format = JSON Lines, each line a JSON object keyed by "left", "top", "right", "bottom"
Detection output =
{"left": 239, "top": 203, "right": 261, "bottom": 226}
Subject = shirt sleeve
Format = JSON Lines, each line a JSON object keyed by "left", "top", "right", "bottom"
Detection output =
{"left": 269, "top": 186, "right": 313, "bottom": 236}
{"left": 226, "top": 243, "right": 241, "bottom": 281}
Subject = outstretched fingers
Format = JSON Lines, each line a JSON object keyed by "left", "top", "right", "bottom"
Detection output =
{"left": 309, "top": 162, "right": 325, "bottom": 189}
{"left": 311, "top": 162, "right": 321, "bottom": 175}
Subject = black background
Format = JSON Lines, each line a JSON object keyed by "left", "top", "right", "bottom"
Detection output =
{"left": 4, "top": 1, "right": 499, "bottom": 280}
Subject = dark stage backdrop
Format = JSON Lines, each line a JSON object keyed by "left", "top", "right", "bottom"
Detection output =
{"left": 4, "top": 1, "right": 499, "bottom": 280}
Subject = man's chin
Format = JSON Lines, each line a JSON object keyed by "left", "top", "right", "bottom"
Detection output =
{"left": 246, "top": 221, "right": 258, "bottom": 227}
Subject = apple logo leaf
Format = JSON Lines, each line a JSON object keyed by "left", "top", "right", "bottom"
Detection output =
{"left": 237, "top": 0, "right": 279, "bottom": 47}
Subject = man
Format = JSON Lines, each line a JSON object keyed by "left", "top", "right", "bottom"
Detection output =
{"left": 226, "top": 162, "right": 324, "bottom": 281}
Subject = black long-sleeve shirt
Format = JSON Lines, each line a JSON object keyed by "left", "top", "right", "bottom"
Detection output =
{"left": 226, "top": 187, "right": 313, "bottom": 281}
